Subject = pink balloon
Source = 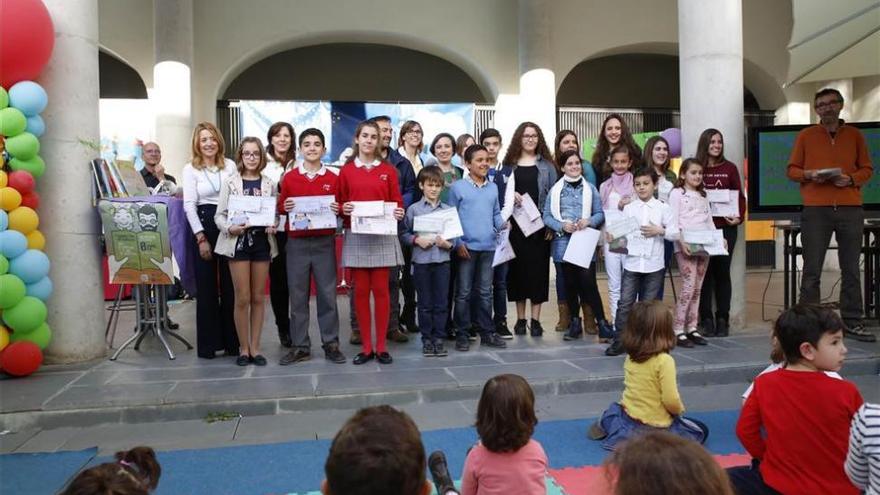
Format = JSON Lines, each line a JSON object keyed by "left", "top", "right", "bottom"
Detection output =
{"left": 0, "top": 0, "right": 55, "bottom": 87}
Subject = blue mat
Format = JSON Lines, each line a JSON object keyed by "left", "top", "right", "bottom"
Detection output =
{"left": 1, "top": 410, "right": 745, "bottom": 495}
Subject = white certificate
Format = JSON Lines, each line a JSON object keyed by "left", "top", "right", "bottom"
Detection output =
{"left": 290, "top": 195, "right": 337, "bottom": 230}
{"left": 425, "top": 207, "right": 464, "bottom": 240}
{"left": 413, "top": 215, "right": 444, "bottom": 234}
{"left": 228, "top": 195, "right": 276, "bottom": 227}
{"left": 350, "top": 200, "right": 385, "bottom": 217}
{"left": 277, "top": 214, "right": 287, "bottom": 232}
{"left": 562, "top": 228, "right": 601, "bottom": 268}
{"left": 352, "top": 202, "right": 398, "bottom": 235}
{"left": 704, "top": 230, "right": 729, "bottom": 256}
{"left": 513, "top": 194, "right": 545, "bottom": 237}
{"left": 606, "top": 216, "right": 640, "bottom": 240}
{"left": 493, "top": 227, "right": 516, "bottom": 267}
{"left": 815, "top": 167, "right": 842, "bottom": 178}
{"left": 710, "top": 193, "right": 740, "bottom": 217}
{"left": 682, "top": 229, "right": 716, "bottom": 245}
{"left": 706, "top": 189, "right": 731, "bottom": 203}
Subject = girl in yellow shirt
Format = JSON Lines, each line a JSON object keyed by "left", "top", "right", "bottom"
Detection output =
{"left": 588, "top": 300, "right": 709, "bottom": 450}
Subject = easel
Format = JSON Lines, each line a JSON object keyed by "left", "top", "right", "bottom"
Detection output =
{"left": 107, "top": 283, "right": 193, "bottom": 360}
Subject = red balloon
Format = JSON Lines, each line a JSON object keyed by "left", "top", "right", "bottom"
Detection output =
{"left": 0, "top": 341, "right": 43, "bottom": 377}
{"left": 20, "top": 191, "right": 40, "bottom": 209}
{"left": 0, "top": 0, "right": 55, "bottom": 88}
{"left": 7, "top": 171, "right": 35, "bottom": 194}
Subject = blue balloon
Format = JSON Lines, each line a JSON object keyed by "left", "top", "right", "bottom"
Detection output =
{"left": 9, "top": 81, "right": 48, "bottom": 117}
{"left": 0, "top": 210, "right": 7, "bottom": 231}
{"left": 26, "top": 276, "right": 53, "bottom": 301}
{"left": 0, "top": 230, "right": 28, "bottom": 259}
{"left": 8, "top": 249, "right": 50, "bottom": 284}
{"left": 25, "top": 115, "right": 45, "bottom": 137}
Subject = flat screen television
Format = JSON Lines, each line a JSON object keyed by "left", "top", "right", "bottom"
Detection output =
{"left": 747, "top": 121, "right": 880, "bottom": 220}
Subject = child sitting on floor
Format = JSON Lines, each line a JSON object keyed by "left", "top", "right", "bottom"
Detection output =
{"left": 589, "top": 300, "right": 708, "bottom": 450}
{"left": 61, "top": 446, "right": 161, "bottom": 495}
{"left": 461, "top": 374, "right": 548, "bottom": 495}
{"left": 727, "top": 303, "right": 863, "bottom": 495}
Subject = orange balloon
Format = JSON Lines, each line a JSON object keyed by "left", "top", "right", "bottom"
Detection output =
{"left": 0, "top": 187, "right": 22, "bottom": 211}
{"left": 26, "top": 230, "right": 45, "bottom": 250}
{"left": 0, "top": 170, "right": 7, "bottom": 188}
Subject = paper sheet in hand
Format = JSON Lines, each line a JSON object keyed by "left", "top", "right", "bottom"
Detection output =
{"left": 682, "top": 229, "right": 716, "bottom": 245}
{"left": 606, "top": 216, "right": 640, "bottom": 240}
{"left": 290, "top": 195, "right": 336, "bottom": 230}
{"left": 413, "top": 215, "right": 444, "bottom": 233}
{"left": 706, "top": 189, "right": 731, "bottom": 203}
{"left": 352, "top": 202, "right": 398, "bottom": 235}
{"left": 562, "top": 228, "right": 601, "bottom": 268}
{"left": 421, "top": 207, "right": 464, "bottom": 240}
{"left": 815, "top": 167, "right": 842, "bottom": 178}
{"left": 351, "top": 200, "right": 385, "bottom": 217}
{"left": 513, "top": 194, "right": 545, "bottom": 237}
{"left": 229, "top": 195, "right": 276, "bottom": 226}
{"left": 710, "top": 190, "right": 740, "bottom": 218}
{"left": 493, "top": 227, "right": 516, "bottom": 267}
{"left": 704, "top": 230, "right": 728, "bottom": 256}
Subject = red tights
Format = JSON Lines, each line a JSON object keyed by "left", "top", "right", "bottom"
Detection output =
{"left": 351, "top": 267, "right": 390, "bottom": 354}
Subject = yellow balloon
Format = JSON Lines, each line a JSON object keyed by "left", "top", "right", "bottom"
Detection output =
{"left": 26, "top": 230, "right": 45, "bottom": 250}
{"left": 8, "top": 206, "right": 38, "bottom": 234}
{"left": 0, "top": 187, "right": 21, "bottom": 211}
{"left": 0, "top": 324, "right": 8, "bottom": 352}
{"left": 0, "top": 170, "right": 6, "bottom": 188}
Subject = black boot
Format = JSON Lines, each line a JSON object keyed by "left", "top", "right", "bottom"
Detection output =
{"left": 278, "top": 328, "right": 292, "bottom": 348}
{"left": 605, "top": 337, "right": 625, "bottom": 356}
{"left": 715, "top": 316, "right": 729, "bottom": 337}
{"left": 700, "top": 317, "right": 717, "bottom": 337}
{"left": 529, "top": 318, "right": 544, "bottom": 337}
{"left": 563, "top": 317, "right": 583, "bottom": 341}
{"left": 598, "top": 319, "right": 615, "bottom": 343}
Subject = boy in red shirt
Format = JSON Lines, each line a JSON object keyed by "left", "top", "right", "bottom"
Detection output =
{"left": 728, "top": 304, "right": 864, "bottom": 494}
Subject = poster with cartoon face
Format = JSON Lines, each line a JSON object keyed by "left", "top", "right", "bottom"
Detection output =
{"left": 99, "top": 200, "right": 174, "bottom": 285}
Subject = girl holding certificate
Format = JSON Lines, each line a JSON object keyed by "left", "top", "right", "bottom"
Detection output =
{"left": 338, "top": 120, "right": 405, "bottom": 365}
{"left": 214, "top": 137, "right": 279, "bottom": 366}
{"left": 182, "top": 122, "right": 238, "bottom": 359}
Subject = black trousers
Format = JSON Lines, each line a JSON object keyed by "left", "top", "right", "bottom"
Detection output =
{"left": 727, "top": 461, "right": 782, "bottom": 495}
{"left": 269, "top": 232, "right": 290, "bottom": 340}
{"left": 194, "top": 205, "right": 238, "bottom": 358}
{"left": 562, "top": 262, "right": 606, "bottom": 323}
{"left": 699, "top": 225, "right": 737, "bottom": 322}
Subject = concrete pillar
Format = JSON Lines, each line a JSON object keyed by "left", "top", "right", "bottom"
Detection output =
{"left": 678, "top": 0, "right": 746, "bottom": 329}
{"left": 517, "top": 0, "right": 556, "bottom": 140}
{"left": 852, "top": 75, "right": 880, "bottom": 122}
{"left": 40, "top": 0, "right": 106, "bottom": 362}
{"left": 153, "top": 0, "right": 194, "bottom": 177}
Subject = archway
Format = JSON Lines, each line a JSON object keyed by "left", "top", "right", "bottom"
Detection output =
{"left": 98, "top": 50, "right": 148, "bottom": 99}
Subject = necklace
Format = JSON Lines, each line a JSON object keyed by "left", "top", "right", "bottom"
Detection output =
{"left": 203, "top": 166, "right": 221, "bottom": 194}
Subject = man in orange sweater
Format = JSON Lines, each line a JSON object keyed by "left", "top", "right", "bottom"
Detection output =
{"left": 787, "top": 88, "right": 875, "bottom": 342}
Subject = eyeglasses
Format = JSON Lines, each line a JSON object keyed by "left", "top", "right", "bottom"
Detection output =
{"left": 522, "top": 134, "right": 539, "bottom": 141}
{"left": 815, "top": 100, "right": 842, "bottom": 109}
{"left": 241, "top": 152, "right": 261, "bottom": 159}
{"left": 406, "top": 130, "right": 423, "bottom": 136}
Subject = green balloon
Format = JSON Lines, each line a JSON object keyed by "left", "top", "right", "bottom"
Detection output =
{"left": 0, "top": 87, "right": 8, "bottom": 109}
{"left": 2, "top": 296, "right": 47, "bottom": 333}
{"left": 0, "top": 107, "right": 26, "bottom": 137}
{"left": 5, "top": 132, "right": 40, "bottom": 160}
{"left": 0, "top": 255, "right": 8, "bottom": 275}
{"left": 9, "top": 155, "right": 45, "bottom": 178}
{"left": 10, "top": 322, "right": 52, "bottom": 349}
{"left": 0, "top": 273, "right": 26, "bottom": 309}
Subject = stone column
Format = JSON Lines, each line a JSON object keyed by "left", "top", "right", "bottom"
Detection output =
{"left": 678, "top": 0, "right": 746, "bottom": 329}
{"left": 153, "top": 0, "right": 194, "bottom": 177}
{"left": 40, "top": 0, "right": 106, "bottom": 362}
{"left": 517, "top": 0, "right": 556, "bottom": 139}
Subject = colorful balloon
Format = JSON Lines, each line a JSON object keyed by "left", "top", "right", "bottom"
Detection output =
{"left": 7, "top": 171, "right": 35, "bottom": 194}
{"left": 0, "top": 0, "right": 55, "bottom": 88}
{"left": 25, "top": 276, "right": 52, "bottom": 301}
{"left": 0, "top": 230, "right": 27, "bottom": 258}
{"left": 0, "top": 186, "right": 22, "bottom": 211}
{"left": 0, "top": 209, "right": 6, "bottom": 231}
{"left": 0, "top": 254, "right": 7, "bottom": 274}
{"left": 8, "top": 249, "right": 49, "bottom": 283}
{"left": 7, "top": 206, "right": 38, "bottom": 234}
{"left": 8, "top": 81, "right": 48, "bottom": 116}
{"left": 0, "top": 341, "right": 43, "bottom": 377}
{"left": 8, "top": 155, "right": 45, "bottom": 178}
{"left": 10, "top": 322, "right": 51, "bottom": 349}
{"left": 0, "top": 87, "right": 7, "bottom": 109}
{"left": 660, "top": 128, "right": 682, "bottom": 158}
{"left": 4, "top": 132, "right": 39, "bottom": 160}
{"left": 25, "top": 114, "right": 44, "bottom": 137}
{"left": 0, "top": 272, "right": 26, "bottom": 309}
{"left": 2, "top": 295, "right": 47, "bottom": 333}
{"left": 25, "top": 229, "right": 44, "bottom": 250}
{"left": 0, "top": 107, "right": 27, "bottom": 136}
{"left": 0, "top": 170, "right": 6, "bottom": 187}
{"left": 0, "top": 325, "right": 8, "bottom": 352}
{"left": 20, "top": 191, "right": 39, "bottom": 209}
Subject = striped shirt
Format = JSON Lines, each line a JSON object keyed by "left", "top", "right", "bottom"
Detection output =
{"left": 846, "top": 403, "right": 880, "bottom": 494}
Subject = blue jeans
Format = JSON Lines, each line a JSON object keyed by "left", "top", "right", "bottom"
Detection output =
{"left": 493, "top": 262, "right": 509, "bottom": 323}
{"left": 657, "top": 240, "right": 674, "bottom": 300}
{"left": 413, "top": 262, "right": 450, "bottom": 344}
{"left": 615, "top": 269, "right": 665, "bottom": 333}
{"left": 454, "top": 250, "right": 494, "bottom": 338}
{"left": 554, "top": 262, "right": 567, "bottom": 304}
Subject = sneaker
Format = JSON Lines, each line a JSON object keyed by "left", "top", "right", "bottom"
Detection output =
{"left": 377, "top": 352, "right": 393, "bottom": 364}
{"left": 587, "top": 422, "right": 607, "bottom": 440}
{"left": 349, "top": 331, "right": 362, "bottom": 345}
{"left": 428, "top": 451, "right": 457, "bottom": 495}
{"left": 495, "top": 320, "right": 513, "bottom": 339}
{"left": 433, "top": 342, "right": 448, "bottom": 357}
{"left": 467, "top": 325, "right": 478, "bottom": 341}
{"left": 529, "top": 319, "right": 544, "bottom": 337}
{"left": 279, "top": 349, "right": 311, "bottom": 365}
{"left": 687, "top": 330, "right": 708, "bottom": 346}
{"left": 323, "top": 344, "right": 346, "bottom": 364}
{"left": 513, "top": 319, "right": 528, "bottom": 335}
{"left": 844, "top": 321, "right": 877, "bottom": 342}
{"left": 481, "top": 332, "right": 507, "bottom": 348}
{"left": 676, "top": 333, "right": 694, "bottom": 348}
{"left": 387, "top": 329, "right": 410, "bottom": 343}
{"left": 422, "top": 341, "right": 435, "bottom": 356}
{"left": 700, "top": 317, "right": 716, "bottom": 337}
{"left": 455, "top": 338, "right": 470, "bottom": 352}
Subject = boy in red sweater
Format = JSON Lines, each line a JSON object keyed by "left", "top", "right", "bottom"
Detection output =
{"left": 727, "top": 303, "right": 863, "bottom": 495}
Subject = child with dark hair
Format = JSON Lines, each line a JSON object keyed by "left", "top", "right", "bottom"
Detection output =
{"left": 61, "top": 446, "right": 161, "bottom": 495}
{"left": 461, "top": 374, "right": 548, "bottom": 495}
{"left": 607, "top": 431, "right": 734, "bottom": 495}
{"left": 323, "top": 405, "right": 431, "bottom": 495}
{"left": 402, "top": 166, "right": 458, "bottom": 357}
{"left": 727, "top": 304, "right": 863, "bottom": 495}
{"left": 589, "top": 300, "right": 707, "bottom": 450}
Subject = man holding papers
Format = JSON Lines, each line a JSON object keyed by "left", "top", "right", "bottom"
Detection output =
{"left": 787, "top": 88, "right": 875, "bottom": 342}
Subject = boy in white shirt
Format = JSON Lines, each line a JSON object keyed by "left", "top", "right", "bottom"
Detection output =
{"left": 606, "top": 168, "right": 677, "bottom": 356}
